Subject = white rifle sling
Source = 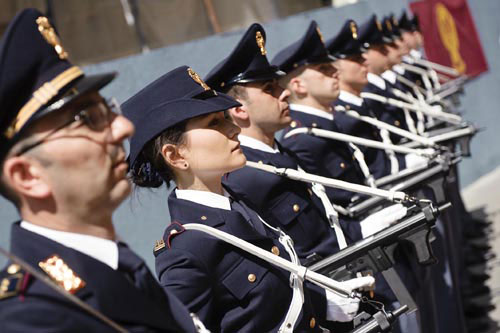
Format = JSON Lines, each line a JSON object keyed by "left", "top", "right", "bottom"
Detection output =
{"left": 283, "top": 127, "right": 433, "bottom": 157}
{"left": 348, "top": 143, "right": 376, "bottom": 188}
{"left": 360, "top": 92, "right": 462, "bottom": 124}
{"left": 246, "top": 161, "right": 408, "bottom": 202}
{"left": 182, "top": 223, "right": 354, "bottom": 298}
{"left": 334, "top": 106, "right": 436, "bottom": 147}
{"left": 379, "top": 128, "right": 400, "bottom": 174}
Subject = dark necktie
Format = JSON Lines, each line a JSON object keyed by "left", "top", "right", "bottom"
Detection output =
{"left": 229, "top": 198, "right": 268, "bottom": 236}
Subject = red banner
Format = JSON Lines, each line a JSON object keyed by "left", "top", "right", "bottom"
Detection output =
{"left": 410, "top": 0, "right": 488, "bottom": 77}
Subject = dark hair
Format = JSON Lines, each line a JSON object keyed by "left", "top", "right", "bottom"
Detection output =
{"left": 130, "top": 120, "right": 187, "bottom": 188}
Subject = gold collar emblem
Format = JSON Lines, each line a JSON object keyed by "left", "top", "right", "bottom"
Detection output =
{"left": 350, "top": 22, "right": 358, "bottom": 39}
{"left": 376, "top": 19, "right": 383, "bottom": 31}
{"left": 36, "top": 16, "right": 68, "bottom": 60}
{"left": 255, "top": 31, "right": 267, "bottom": 55}
{"left": 316, "top": 27, "right": 325, "bottom": 44}
{"left": 187, "top": 68, "right": 210, "bottom": 91}
{"left": 39, "top": 255, "right": 85, "bottom": 294}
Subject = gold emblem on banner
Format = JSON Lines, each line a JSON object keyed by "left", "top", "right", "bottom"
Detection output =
{"left": 316, "top": 27, "right": 325, "bottom": 44}
{"left": 187, "top": 68, "right": 210, "bottom": 91}
{"left": 435, "top": 3, "right": 466, "bottom": 73}
{"left": 36, "top": 16, "right": 68, "bottom": 59}
{"left": 350, "top": 22, "right": 358, "bottom": 39}
{"left": 256, "top": 31, "right": 267, "bottom": 55}
{"left": 39, "top": 255, "right": 85, "bottom": 294}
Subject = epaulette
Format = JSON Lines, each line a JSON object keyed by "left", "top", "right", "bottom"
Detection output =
{"left": 38, "top": 255, "right": 85, "bottom": 294}
{"left": 166, "top": 221, "right": 186, "bottom": 249}
{"left": 0, "top": 264, "right": 25, "bottom": 300}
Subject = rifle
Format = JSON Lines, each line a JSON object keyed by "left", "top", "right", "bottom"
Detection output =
{"left": 309, "top": 202, "right": 451, "bottom": 313}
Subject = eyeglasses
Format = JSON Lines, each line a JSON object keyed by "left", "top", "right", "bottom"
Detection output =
{"left": 14, "top": 97, "right": 121, "bottom": 156}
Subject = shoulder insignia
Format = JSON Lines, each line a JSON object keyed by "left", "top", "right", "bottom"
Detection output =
{"left": 154, "top": 239, "right": 166, "bottom": 252}
{"left": 39, "top": 255, "right": 85, "bottom": 294}
{"left": 0, "top": 264, "right": 25, "bottom": 300}
{"left": 167, "top": 222, "right": 186, "bottom": 249}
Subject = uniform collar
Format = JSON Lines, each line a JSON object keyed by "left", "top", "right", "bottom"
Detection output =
{"left": 289, "top": 103, "right": 334, "bottom": 121}
{"left": 175, "top": 188, "right": 231, "bottom": 211}
{"left": 367, "top": 72, "right": 386, "bottom": 90}
{"left": 20, "top": 221, "right": 119, "bottom": 270}
{"left": 410, "top": 49, "right": 422, "bottom": 59}
{"left": 381, "top": 70, "right": 397, "bottom": 84}
{"left": 392, "top": 64, "right": 405, "bottom": 75}
{"left": 338, "top": 90, "right": 363, "bottom": 107}
{"left": 238, "top": 134, "right": 280, "bottom": 154}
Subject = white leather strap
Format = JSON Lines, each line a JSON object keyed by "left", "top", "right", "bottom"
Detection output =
{"left": 379, "top": 129, "right": 400, "bottom": 174}
{"left": 348, "top": 143, "right": 376, "bottom": 188}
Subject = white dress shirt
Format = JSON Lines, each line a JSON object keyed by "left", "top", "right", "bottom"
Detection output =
{"left": 338, "top": 91, "right": 363, "bottom": 107}
{"left": 238, "top": 134, "right": 280, "bottom": 154}
{"left": 176, "top": 188, "right": 232, "bottom": 210}
{"left": 20, "top": 221, "right": 119, "bottom": 269}
{"left": 366, "top": 73, "right": 386, "bottom": 90}
{"left": 289, "top": 103, "right": 334, "bottom": 121}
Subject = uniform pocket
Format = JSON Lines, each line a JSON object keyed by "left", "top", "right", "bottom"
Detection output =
{"left": 222, "top": 258, "right": 269, "bottom": 300}
{"left": 268, "top": 191, "right": 310, "bottom": 226}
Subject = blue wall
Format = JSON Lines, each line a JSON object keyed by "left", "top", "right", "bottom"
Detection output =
{"left": 1, "top": 0, "right": 499, "bottom": 270}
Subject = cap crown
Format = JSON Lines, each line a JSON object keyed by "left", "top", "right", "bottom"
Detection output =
{"left": 326, "top": 20, "right": 364, "bottom": 58}
{"left": 205, "top": 23, "right": 282, "bottom": 91}
{"left": 271, "top": 21, "right": 334, "bottom": 73}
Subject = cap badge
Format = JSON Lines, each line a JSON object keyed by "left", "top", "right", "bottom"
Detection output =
{"left": 36, "top": 16, "right": 68, "bottom": 60}
{"left": 386, "top": 20, "right": 392, "bottom": 31}
{"left": 316, "top": 27, "right": 325, "bottom": 44}
{"left": 350, "top": 22, "right": 358, "bottom": 39}
{"left": 255, "top": 31, "right": 267, "bottom": 55}
{"left": 392, "top": 17, "right": 399, "bottom": 26}
{"left": 376, "top": 19, "right": 383, "bottom": 31}
{"left": 187, "top": 68, "right": 210, "bottom": 91}
{"left": 39, "top": 255, "right": 85, "bottom": 294}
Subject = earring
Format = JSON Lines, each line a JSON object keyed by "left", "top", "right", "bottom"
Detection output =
{"left": 184, "top": 163, "right": 188, "bottom": 168}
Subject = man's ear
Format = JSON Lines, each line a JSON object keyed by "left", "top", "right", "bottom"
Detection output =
{"left": 228, "top": 104, "right": 249, "bottom": 122}
{"left": 3, "top": 157, "right": 51, "bottom": 199}
{"left": 289, "top": 77, "right": 307, "bottom": 96}
{"left": 161, "top": 143, "right": 189, "bottom": 171}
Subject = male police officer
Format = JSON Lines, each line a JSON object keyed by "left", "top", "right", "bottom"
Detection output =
{"left": 0, "top": 9, "right": 199, "bottom": 332}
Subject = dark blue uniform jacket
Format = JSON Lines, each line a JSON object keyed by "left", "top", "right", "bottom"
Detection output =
{"left": 155, "top": 190, "right": 327, "bottom": 332}
{"left": 225, "top": 143, "right": 363, "bottom": 258}
{"left": 0, "top": 222, "right": 196, "bottom": 333}
{"left": 280, "top": 109, "right": 367, "bottom": 207}
{"left": 334, "top": 99, "right": 406, "bottom": 176}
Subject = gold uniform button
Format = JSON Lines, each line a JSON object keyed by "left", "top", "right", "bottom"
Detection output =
{"left": 7, "top": 264, "right": 20, "bottom": 274}
{"left": 271, "top": 246, "right": 280, "bottom": 256}
{"left": 394, "top": 120, "right": 400, "bottom": 126}
{"left": 248, "top": 274, "right": 256, "bottom": 283}
{"left": 340, "top": 162, "right": 346, "bottom": 169}
{"left": 293, "top": 204, "right": 300, "bottom": 212}
{"left": 310, "top": 317, "right": 316, "bottom": 328}
{"left": 312, "top": 122, "right": 317, "bottom": 127}
{"left": 258, "top": 160, "right": 263, "bottom": 164}
{"left": 200, "top": 215, "right": 207, "bottom": 221}
{"left": 345, "top": 105, "right": 350, "bottom": 110}
{"left": 290, "top": 120, "right": 297, "bottom": 128}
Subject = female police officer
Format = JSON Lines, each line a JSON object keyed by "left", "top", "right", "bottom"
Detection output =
{"left": 122, "top": 65, "right": 374, "bottom": 332}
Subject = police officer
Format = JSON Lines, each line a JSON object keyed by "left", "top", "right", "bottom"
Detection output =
{"left": 0, "top": 9, "right": 198, "bottom": 332}
{"left": 204, "top": 23, "right": 364, "bottom": 263}
{"left": 122, "top": 65, "right": 375, "bottom": 332}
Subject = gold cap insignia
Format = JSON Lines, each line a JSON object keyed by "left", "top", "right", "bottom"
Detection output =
{"left": 316, "top": 27, "right": 325, "bottom": 44}
{"left": 350, "top": 22, "right": 358, "bottom": 39}
{"left": 187, "top": 68, "right": 210, "bottom": 91}
{"left": 154, "top": 239, "right": 166, "bottom": 252}
{"left": 39, "top": 255, "right": 85, "bottom": 294}
{"left": 36, "top": 16, "right": 68, "bottom": 60}
{"left": 386, "top": 20, "right": 392, "bottom": 31}
{"left": 376, "top": 19, "right": 383, "bottom": 31}
{"left": 392, "top": 17, "right": 399, "bottom": 26}
{"left": 255, "top": 31, "right": 267, "bottom": 55}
